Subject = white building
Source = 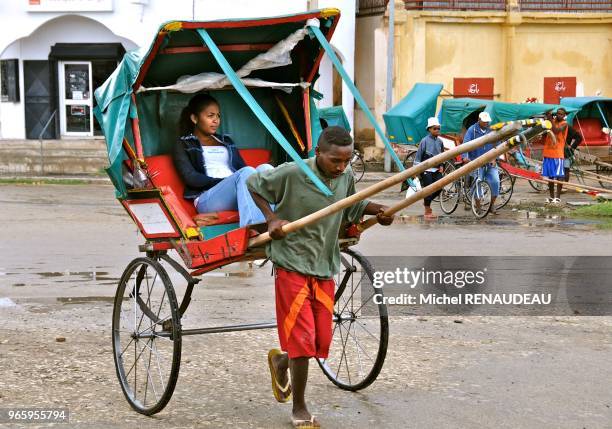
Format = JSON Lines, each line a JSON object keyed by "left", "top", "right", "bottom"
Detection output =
{"left": 0, "top": 0, "right": 356, "bottom": 141}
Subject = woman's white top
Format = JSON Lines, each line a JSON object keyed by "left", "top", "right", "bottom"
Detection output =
{"left": 202, "top": 145, "right": 233, "bottom": 179}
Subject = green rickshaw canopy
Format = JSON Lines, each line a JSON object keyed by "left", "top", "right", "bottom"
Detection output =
{"left": 439, "top": 98, "right": 578, "bottom": 134}
{"left": 94, "top": 10, "right": 341, "bottom": 197}
{"left": 318, "top": 105, "right": 351, "bottom": 132}
{"left": 383, "top": 83, "right": 443, "bottom": 145}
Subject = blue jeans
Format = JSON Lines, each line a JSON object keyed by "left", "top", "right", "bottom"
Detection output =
{"left": 477, "top": 164, "right": 500, "bottom": 197}
{"left": 195, "top": 164, "right": 273, "bottom": 227}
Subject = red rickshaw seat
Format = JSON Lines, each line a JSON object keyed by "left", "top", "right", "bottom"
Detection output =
{"left": 143, "top": 149, "right": 271, "bottom": 229}
{"left": 575, "top": 118, "right": 609, "bottom": 146}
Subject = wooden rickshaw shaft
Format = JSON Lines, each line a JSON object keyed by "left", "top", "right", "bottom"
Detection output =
{"left": 247, "top": 122, "right": 525, "bottom": 248}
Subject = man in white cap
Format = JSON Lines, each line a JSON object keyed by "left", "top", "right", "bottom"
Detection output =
{"left": 463, "top": 111, "right": 500, "bottom": 213}
{"left": 414, "top": 117, "right": 445, "bottom": 219}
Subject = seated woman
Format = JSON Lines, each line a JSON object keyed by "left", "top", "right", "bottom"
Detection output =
{"left": 173, "top": 93, "right": 273, "bottom": 227}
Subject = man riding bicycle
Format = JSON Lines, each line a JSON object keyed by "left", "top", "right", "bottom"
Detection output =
{"left": 463, "top": 112, "right": 500, "bottom": 214}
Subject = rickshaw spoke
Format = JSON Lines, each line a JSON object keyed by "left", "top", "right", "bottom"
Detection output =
{"left": 135, "top": 315, "right": 172, "bottom": 339}
{"left": 136, "top": 270, "right": 159, "bottom": 333}
{"left": 345, "top": 321, "right": 375, "bottom": 365}
{"left": 348, "top": 321, "right": 365, "bottom": 378}
{"left": 352, "top": 291, "right": 376, "bottom": 316}
{"left": 335, "top": 321, "right": 347, "bottom": 379}
{"left": 142, "top": 338, "right": 161, "bottom": 403}
{"left": 133, "top": 338, "right": 137, "bottom": 400}
{"left": 337, "top": 271, "right": 365, "bottom": 316}
{"left": 119, "top": 336, "right": 135, "bottom": 359}
{"left": 150, "top": 340, "right": 167, "bottom": 391}
{"left": 354, "top": 320, "right": 380, "bottom": 343}
{"left": 125, "top": 337, "right": 152, "bottom": 380}
{"left": 143, "top": 338, "right": 156, "bottom": 405}
{"left": 338, "top": 321, "right": 352, "bottom": 384}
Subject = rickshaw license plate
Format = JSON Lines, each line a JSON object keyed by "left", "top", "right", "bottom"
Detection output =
{"left": 123, "top": 199, "right": 180, "bottom": 238}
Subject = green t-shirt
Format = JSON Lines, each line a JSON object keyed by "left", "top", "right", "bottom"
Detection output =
{"left": 247, "top": 157, "right": 369, "bottom": 278}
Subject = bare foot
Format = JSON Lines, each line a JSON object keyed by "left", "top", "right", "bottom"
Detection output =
{"left": 292, "top": 406, "right": 320, "bottom": 428}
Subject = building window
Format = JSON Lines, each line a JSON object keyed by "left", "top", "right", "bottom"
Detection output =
{"left": 1, "top": 59, "right": 20, "bottom": 102}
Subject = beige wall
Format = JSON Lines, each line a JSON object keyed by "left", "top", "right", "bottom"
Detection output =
{"left": 423, "top": 23, "right": 505, "bottom": 94}
{"left": 354, "top": 14, "right": 384, "bottom": 143}
{"left": 355, "top": 6, "right": 612, "bottom": 150}
{"left": 512, "top": 24, "right": 612, "bottom": 100}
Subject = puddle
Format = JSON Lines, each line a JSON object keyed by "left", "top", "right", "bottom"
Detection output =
{"left": 1, "top": 269, "right": 119, "bottom": 286}
{"left": 37, "top": 271, "right": 110, "bottom": 281}
{"left": 56, "top": 296, "right": 114, "bottom": 305}
{"left": 397, "top": 210, "right": 605, "bottom": 230}
{"left": 0, "top": 297, "right": 17, "bottom": 308}
{"left": 202, "top": 271, "right": 254, "bottom": 278}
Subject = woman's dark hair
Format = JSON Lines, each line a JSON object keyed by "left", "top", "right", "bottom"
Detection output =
{"left": 179, "top": 93, "right": 219, "bottom": 136}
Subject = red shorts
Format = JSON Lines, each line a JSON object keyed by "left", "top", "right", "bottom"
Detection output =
{"left": 274, "top": 267, "right": 335, "bottom": 359}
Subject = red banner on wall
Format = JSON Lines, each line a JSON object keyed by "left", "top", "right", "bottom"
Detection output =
{"left": 453, "top": 78, "right": 494, "bottom": 100}
{"left": 543, "top": 77, "right": 576, "bottom": 104}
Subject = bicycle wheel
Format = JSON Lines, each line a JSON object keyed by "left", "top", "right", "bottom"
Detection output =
{"left": 318, "top": 249, "right": 388, "bottom": 391}
{"left": 432, "top": 161, "right": 455, "bottom": 203}
{"left": 494, "top": 166, "right": 514, "bottom": 210}
{"left": 403, "top": 150, "right": 417, "bottom": 170}
{"left": 400, "top": 151, "right": 418, "bottom": 192}
{"left": 596, "top": 163, "right": 612, "bottom": 190}
{"left": 112, "top": 257, "right": 182, "bottom": 415}
{"left": 350, "top": 150, "right": 366, "bottom": 183}
{"left": 440, "top": 177, "right": 461, "bottom": 214}
{"left": 471, "top": 181, "right": 492, "bottom": 219}
{"left": 462, "top": 174, "right": 475, "bottom": 208}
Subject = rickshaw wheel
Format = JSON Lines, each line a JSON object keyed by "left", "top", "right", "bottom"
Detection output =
{"left": 112, "top": 257, "right": 182, "bottom": 415}
{"left": 317, "top": 249, "right": 389, "bottom": 391}
{"left": 471, "top": 181, "right": 492, "bottom": 219}
{"left": 596, "top": 164, "right": 612, "bottom": 190}
{"left": 494, "top": 165, "right": 514, "bottom": 210}
{"left": 528, "top": 180, "right": 546, "bottom": 192}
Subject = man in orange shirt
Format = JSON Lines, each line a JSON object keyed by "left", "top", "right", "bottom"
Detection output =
{"left": 542, "top": 108, "right": 568, "bottom": 203}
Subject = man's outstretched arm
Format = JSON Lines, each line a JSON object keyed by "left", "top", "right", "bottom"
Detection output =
{"left": 250, "top": 190, "right": 289, "bottom": 240}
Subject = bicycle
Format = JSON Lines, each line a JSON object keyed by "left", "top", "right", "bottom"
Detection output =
{"left": 350, "top": 149, "right": 366, "bottom": 183}
{"left": 439, "top": 160, "right": 510, "bottom": 218}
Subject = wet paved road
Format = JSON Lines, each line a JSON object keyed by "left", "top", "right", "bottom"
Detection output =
{"left": 1, "top": 183, "right": 611, "bottom": 428}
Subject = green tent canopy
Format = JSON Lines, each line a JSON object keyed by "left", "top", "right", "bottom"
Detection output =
{"left": 439, "top": 98, "right": 579, "bottom": 134}
{"left": 560, "top": 97, "right": 612, "bottom": 127}
{"left": 383, "top": 83, "right": 443, "bottom": 145}
{"left": 318, "top": 105, "right": 351, "bottom": 131}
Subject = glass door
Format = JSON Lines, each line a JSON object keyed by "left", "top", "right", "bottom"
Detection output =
{"left": 58, "top": 61, "right": 93, "bottom": 136}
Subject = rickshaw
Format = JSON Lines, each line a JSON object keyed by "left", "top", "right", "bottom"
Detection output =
{"left": 94, "top": 9, "right": 402, "bottom": 416}
{"left": 95, "top": 9, "right": 552, "bottom": 417}
{"left": 561, "top": 97, "right": 612, "bottom": 190}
